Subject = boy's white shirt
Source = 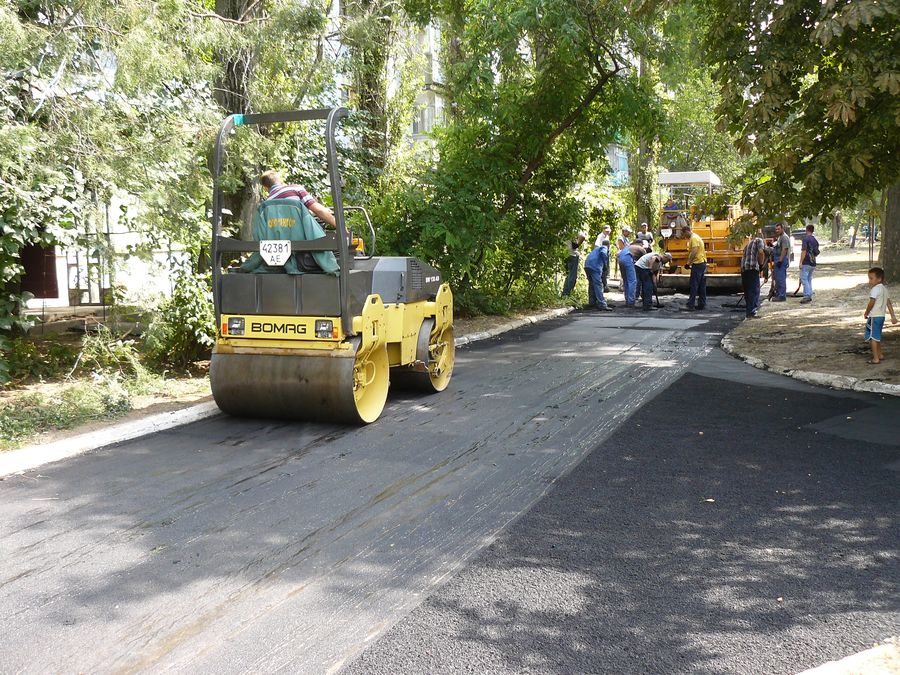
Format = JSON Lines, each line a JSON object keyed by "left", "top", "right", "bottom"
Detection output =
{"left": 870, "top": 283, "right": 888, "bottom": 317}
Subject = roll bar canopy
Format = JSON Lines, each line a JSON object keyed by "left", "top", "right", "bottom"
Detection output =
{"left": 210, "top": 108, "right": 355, "bottom": 336}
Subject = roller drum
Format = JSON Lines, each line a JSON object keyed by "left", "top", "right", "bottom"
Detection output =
{"left": 210, "top": 345, "right": 388, "bottom": 424}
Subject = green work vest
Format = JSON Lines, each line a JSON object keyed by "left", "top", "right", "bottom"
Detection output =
{"left": 240, "top": 199, "right": 340, "bottom": 276}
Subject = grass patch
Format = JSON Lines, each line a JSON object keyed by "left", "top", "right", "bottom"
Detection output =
{"left": 0, "top": 323, "right": 210, "bottom": 450}
{"left": 0, "top": 375, "right": 134, "bottom": 449}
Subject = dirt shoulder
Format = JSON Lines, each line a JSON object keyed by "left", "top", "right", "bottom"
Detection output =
{"left": 723, "top": 245, "right": 900, "bottom": 389}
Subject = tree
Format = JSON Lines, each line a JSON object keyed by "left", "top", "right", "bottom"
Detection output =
{"left": 702, "top": 0, "right": 900, "bottom": 279}
{"left": 0, "top": 0, "right": 224, "bottom": 381}
{"left": 655, "top": 1, "right": 747, "bottom": 187}
{"left": 380, "top": 0, "right": 661, "bottom": 311}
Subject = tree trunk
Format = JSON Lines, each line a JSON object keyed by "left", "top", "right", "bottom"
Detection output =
{"left": 634, "top": 137, "right": 656, "bottom": 228}
{"left": 882, "top": 181, "right": 900, "bottom": 284}
{"left": 345, "top": 0, "right": 393, "bottom": 179}
{"left": 442, "top": 0, "right": 466, "bottom": 122}
{"left": 632, "top": 55, "right": 656, "bottom": 229}
{"left": 831, "top": 210, "right": 841, "bottom": 243}
{"left": 213, "top": 0, "right": 260, "bottom": 241}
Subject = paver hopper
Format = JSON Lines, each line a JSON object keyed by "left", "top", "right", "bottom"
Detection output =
{"left": 209, "top": 108, "right": 454, "bottom": 423}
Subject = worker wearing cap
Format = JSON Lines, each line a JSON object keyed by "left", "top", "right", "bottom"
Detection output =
{"left": 584, "top": 239, "right": 613, "bottom": 311}
{"left": 594, "top": 225, "right": 613, "bottom": 291}
{"left": 684, "top": 223, "right": 707, "bottom": 310}
{"left": 616, "top": 225, "right": 637, "bottom": 307}
{"left": 635, "top": 252, "right": 672, "bottom": 311}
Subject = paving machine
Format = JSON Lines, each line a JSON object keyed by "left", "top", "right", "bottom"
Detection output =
{"left": 209, "top": 108, "right": 454, "bottom": 424}
{"left": 656, "top": 170, "right": 747, "bottom": 291}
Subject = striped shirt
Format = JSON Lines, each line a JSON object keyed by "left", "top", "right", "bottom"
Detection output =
{"left": 266, "top": 183, "right": 318, "bottom": 208}
{"left": 741, "top": 237, "right": 765, "bottom": 271}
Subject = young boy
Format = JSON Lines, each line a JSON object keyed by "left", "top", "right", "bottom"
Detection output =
{"left": 864, "top": 267, "right": 898, "bottom": 364}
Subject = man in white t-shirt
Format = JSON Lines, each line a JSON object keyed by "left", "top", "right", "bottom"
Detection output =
{"left": 635, "top": 252, "right": 672, "bottom": 310}
{"left": 863, "top": 266, "right": 898, "bottom": 364}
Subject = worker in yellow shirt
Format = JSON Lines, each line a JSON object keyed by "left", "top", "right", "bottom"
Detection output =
{"left": 684, "top": 223, "right": 707, "bottom": 310}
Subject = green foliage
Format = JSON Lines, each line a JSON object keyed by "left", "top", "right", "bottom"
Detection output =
{"left": 0, "top": 0, "right": 223, "bottom": 381}
{"left": 578, "top": 181, "right": 630, "bottom": 245}
{"left": 79, "top": 325, "right": 145, "bottom": 378}
{"left": 655, "top": 1, "right": 747, "bottom": 187}
{"left": 703, "top": 0, "right": 900, "bottom": 219}
{"left": 0, "top": 376, "right": 132, "bottom": 449}
{"left": 2, "top": 336, "right": 79, "bottom": 383}
{"left": 692, "top": 191, "right": 735, "bottom": 220}
{"left": 374, "top": 0, "right": 658, "bottom": 313}
{"left": 145, "top": 268, "right": 216, "bottom": 368}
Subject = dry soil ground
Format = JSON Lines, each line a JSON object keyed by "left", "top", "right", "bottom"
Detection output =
{"left": 726, "top": 244, "right": 900, "bottom": 385}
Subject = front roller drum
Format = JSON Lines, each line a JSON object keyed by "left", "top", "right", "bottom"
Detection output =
{"left": 210, "top": 340, "right": 390, "bottom": 424}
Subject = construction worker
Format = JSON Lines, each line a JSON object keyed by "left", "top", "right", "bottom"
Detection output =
{"left": 562, "top": 231, "right": 587, "bottom": 296}
{"left": 635, "top": 252, "right": 672, "bottom": 311}
{"left": 584, "top": 240, "right": 613, "bottom": 311}
{"left": 594, "top": 225, "right": 613, "bottom": 291}
{"left": 741, "top": 230, "right": 767, "bottom": 317}
{"left": 617, "top": 237, "right": 637, "bottom": 307}
{"left": 260, "top": 170, "right": 336, "bottom": 227}
{"left": 635, "top": 222, "right": 654, "bottom": 252}
{"left": 771, "top": 222, "right": 792, "bottom": 301}
{"left": 683, "top": 223, "right": 707, "bottom": 310}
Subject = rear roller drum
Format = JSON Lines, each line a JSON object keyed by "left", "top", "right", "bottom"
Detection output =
{"left": 350, "top": 338, "right": 390, "bottom": 423}
{"left": 392, "top": 318, "right": 455, "bottom": 393}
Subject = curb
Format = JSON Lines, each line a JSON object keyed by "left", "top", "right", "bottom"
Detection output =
{"left": 721, "top": 334, "right": 900, "bottom": 397}
{"left": 0, "top": 401, "right": 220, "bottom": 479}
{"left": 453, "top": 306, "right": 573, "bottom": 347}
{"left": 797, "top": 639, "right": 899, "bottom": 674}
{"left": 1, "top": 306, "right": 574, "bottom": 478}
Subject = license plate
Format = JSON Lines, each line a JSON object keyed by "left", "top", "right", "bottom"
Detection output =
{"left": 259, "top": 240, "right": 291, "bottom": 266}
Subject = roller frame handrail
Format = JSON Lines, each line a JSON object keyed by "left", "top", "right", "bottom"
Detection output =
{"left": 211, "top": 107, "right": 355, "bottom": 336}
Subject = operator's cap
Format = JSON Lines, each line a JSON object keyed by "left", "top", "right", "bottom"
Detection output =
{"left": 662, "top": 252, "right": 673, "bottom": 261}
{"left": 622, "top": 225, "right": 633, "bottom": 233}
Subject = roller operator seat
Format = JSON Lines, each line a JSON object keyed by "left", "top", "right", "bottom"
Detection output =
{"left": 240, "top": 198, "right": 339, "bottom": 275}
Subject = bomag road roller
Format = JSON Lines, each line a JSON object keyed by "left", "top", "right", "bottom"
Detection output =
{"left": 209, "top": 108, "right": 454, "bottom": 424}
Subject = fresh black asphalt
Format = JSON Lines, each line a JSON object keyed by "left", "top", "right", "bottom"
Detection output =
{"left": 2, "top": 302, "right": 897, "bottom": 674}
{"left": 345, "top": 356, "right": 900, "bottom": 674}
{"left": 0, "top": 308, "right": 721, "bottom": 673}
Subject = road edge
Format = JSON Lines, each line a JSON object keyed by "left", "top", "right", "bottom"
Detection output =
{"left": 0, "top": 306, "right": 574, "bottom": 478}
{"left": 720, "top": 334, "right": 900, "bottom": 398}
{"left": 796, "top": 639, "right": 899, "bottom": 675}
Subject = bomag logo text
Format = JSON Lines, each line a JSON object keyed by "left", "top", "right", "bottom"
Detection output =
{"left": 251, "top": 321, "right": 307, "bottom": 335}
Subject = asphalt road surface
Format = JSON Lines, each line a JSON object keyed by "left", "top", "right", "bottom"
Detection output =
{"left": 2, "top": 302, "right": 897, "bottom": 674}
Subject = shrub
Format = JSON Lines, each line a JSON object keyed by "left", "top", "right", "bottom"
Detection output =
{"left": 145, "top": 269, "right": 216, "bottom": 368}
{"left": 2, "top": 336, "right": 79, "bottom": 384}
{"left": 79, "top": 325, "right": 145, "bottom": 378}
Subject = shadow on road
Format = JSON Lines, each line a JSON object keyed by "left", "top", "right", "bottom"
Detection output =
{"left": 346, "top": 373, "right": 900, "bottom": 674}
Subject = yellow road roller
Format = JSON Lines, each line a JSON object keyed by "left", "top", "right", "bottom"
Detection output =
{"left": 209, "top": 108, "right": 454, "bottom": 423}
